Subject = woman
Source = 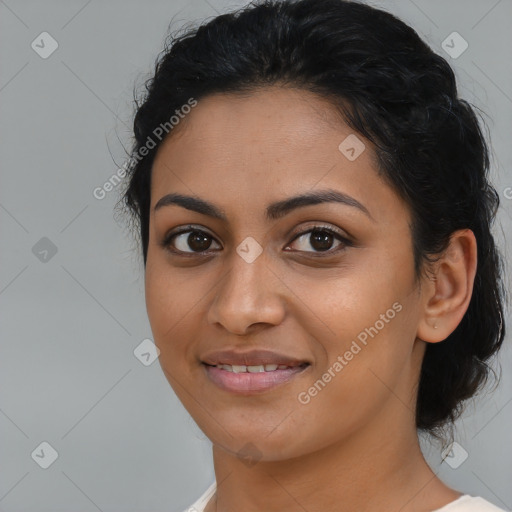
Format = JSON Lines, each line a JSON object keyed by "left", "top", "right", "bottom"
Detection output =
{"left": 120, "top": 0, "right": 508, "bottom": 510}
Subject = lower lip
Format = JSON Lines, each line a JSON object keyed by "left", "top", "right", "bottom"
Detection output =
{"left": 203, "top": 364, "right": 309, "bottom": 394}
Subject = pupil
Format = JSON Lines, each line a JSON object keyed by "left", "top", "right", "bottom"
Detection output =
{"left": 184, "top": 230, "right": 334, "bottom": 252}
{"left": 311, "top": 230, "right": 333, "bottom": 251}
{"left": 189, "top": 231, "right": 211, "bottom": 251}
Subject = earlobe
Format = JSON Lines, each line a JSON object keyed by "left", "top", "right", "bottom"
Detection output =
{"left": 416, "top": 229, "right": 477, "bottom": 344}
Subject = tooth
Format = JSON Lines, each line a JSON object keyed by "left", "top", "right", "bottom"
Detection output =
{"left": 219, "top": 364, "right": 233, "bottom": 372}
{"left": 264, "top": 364, "right": 278, "bottom": 371}
{"left": 247, "top": 365, "right": 265, "bottom": 373}
{"left": 232, "top": 365, "right": 247, "bottom": 373}
{"left": 277, "top": 364, "right": 288, "bottom": 370}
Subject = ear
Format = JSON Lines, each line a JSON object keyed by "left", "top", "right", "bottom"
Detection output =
{"left": 416, "top": 229, "right": 478, "bottom": 343}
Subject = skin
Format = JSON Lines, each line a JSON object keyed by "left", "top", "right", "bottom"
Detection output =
{"left": 144, "top": 86, "right": 477, "bottom": 512}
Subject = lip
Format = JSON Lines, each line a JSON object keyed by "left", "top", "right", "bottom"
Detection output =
{"left": 203, "top": 363, "right": 310, "bottom": 394}
{"left": 201, "top": 348, "right": 311, "bottom": 395}
{"left": 201, "top": 348, "right": 310, "bottom": 367}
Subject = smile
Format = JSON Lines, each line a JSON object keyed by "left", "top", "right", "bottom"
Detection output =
{"left": 211, "top": 363, "right": 299, "bottom": 372}
{"left": 203, "top": 362, "right": 310, "bottom": 394}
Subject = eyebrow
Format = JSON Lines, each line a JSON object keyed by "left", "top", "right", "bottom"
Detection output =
{"left": 153, "top": 188, "right": 374, "bottom": 222}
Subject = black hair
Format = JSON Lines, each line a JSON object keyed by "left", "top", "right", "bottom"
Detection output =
{"left": 119, "top": 0, "right": 507, "bottom": 445}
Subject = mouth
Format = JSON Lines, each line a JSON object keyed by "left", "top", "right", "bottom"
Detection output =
{"left": 206, "top": 362, "right": 309, "bottom": 372}
{"left": 200, "top": 348, "right": 311, "bottom": 394}
{"left": 202, "top": 362, "right": 310, "bottom": 394}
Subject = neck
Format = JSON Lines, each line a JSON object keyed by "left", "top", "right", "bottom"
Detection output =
{"left": 208, "top": 400, "right": 457, "bottom": 512}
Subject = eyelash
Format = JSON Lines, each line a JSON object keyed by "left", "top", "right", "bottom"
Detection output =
{"left": 160, "top": 224, "right": 353, "bottom": 257}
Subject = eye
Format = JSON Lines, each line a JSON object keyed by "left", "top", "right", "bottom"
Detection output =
{"left": 162, "top": 225, "right": 221, "bottom": 255}
{"left": 161, "top": 224, "right": 352, "bottom": 257}
{"left": 286, "top": 225, "right": 351, "bottom": 255}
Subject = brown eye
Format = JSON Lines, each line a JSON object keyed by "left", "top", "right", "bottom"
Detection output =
{"left": 163, "top": 227, "right": 221, "bottom": 254}
{"left": 287, "top": 226, "right": 351, "bottom": 255}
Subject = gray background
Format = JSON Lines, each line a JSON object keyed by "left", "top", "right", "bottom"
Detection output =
{"left": 1, "top": 0, "right": 511, "bottom": 511}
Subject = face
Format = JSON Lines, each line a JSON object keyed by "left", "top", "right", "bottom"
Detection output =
{"left": 145, "top": 87, "right": 426, "bottom": 462}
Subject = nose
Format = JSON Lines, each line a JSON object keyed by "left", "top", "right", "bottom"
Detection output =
{"left": 206, "top": 248, "right": 287, "bottom": 336}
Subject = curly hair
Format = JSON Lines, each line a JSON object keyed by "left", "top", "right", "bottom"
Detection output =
{"left": 119, "top": 0, "right": 507, "bottom": 444}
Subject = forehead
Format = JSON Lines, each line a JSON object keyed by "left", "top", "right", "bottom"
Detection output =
{"left": 149, "top": 86, "right": 405, "bottom": 226}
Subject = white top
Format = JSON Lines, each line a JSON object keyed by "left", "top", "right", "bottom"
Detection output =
{"left": 182, "top": 482, "right": 508, "bottom": 512}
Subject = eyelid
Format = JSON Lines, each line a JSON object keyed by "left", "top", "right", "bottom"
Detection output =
{"left": 288, "top": 222, "right": 351, "bottom": 243}
{"left": 161, "top": 224, "right": 221, "bottom": 250}
{"left": 285, "top": 224, "right": 353, "bottom": 255}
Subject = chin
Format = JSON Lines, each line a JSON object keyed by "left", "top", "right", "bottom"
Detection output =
{"left": 206, "top": 421, "right": 310, "bottom": 462}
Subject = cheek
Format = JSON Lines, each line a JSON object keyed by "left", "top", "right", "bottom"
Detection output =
{"left": 144, "top": 253, "right": 216, "bottom": 374}
{"left": 144, "top": 256, "right": 189, "bottom": 351}
{"left": 145, "top": 246, "right": 193, "bottom": 323}
{"left": 144, "top": 260, "right": 201, "bottom": 404}
{"left": 295, "top": 262, "right": 415, "bottom": 406}
{"left": 298, "top": 258, "right": 407, "bottom": 352}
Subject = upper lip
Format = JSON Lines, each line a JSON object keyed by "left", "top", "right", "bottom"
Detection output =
{"left": 201, "top": 349, "right": 310, "bottom": 367}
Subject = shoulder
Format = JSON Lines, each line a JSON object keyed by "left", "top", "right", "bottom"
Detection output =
{"left": 181, "top": 482, "right": 217, "bottom": 512}
{"left": 433, "top": 494, "right": 509, "bottom": 512}
{"left": 181, "top": 487, "right": 509, "bottom": 512}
